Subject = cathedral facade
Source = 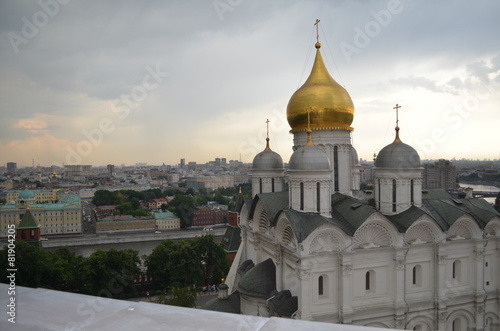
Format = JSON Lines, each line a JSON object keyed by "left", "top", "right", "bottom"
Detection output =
{"left": 206, "top": 38, "right": 500, "bottom": 331}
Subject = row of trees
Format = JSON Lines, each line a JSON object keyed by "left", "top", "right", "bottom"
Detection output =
{"left": 0, "top": 234, "right": 229, "bottom": 304}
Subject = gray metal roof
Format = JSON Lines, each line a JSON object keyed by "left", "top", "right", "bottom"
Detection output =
{"left": 375, "top": 141, "right": 420, "bottom": 169}
{"left": 288, "top": 145, "right": 330, "bottom": 171}
{"left": 237, "top": 258, "right": 277, "bottom": 298}
{"left": 252, "top": 149, "right": 284, "bottom": 170}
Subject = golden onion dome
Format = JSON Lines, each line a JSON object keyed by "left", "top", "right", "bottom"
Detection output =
{"left": 286, "top": 42, "right": 355, "bottom": 133}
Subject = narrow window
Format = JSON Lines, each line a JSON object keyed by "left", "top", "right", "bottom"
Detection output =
{"left": 412, "top": 265, "right": 422, "bottom": 286}
{"left": 452, "top": 260, "right": 461, "bottom": 281}
{"left": 300, "top": 182, "right": 304, "bottom": 210}
{"left": 410, "top": 179, "right": 414, "bottom": 204}
{"left": 334, "top": 146, "right": 339, "bottom": 192}
{"left": 316, "top": 182, "right": 320, "bottom": 212}
{"left": 365, "top": 270, "right": 375, "bottom": 291}
{"left": 259, "top": 178, "right": 262, "bottom": 194}
{"left": 318, "top": 275, "right": 324, "bottom": 295}
{"left": 271, "top": 178, "right": 275, "bottom": 192}
{"left": 392, "top": 179, "right": 397, "bottom": 212}
{"left": 377, "top": 178, "right": 381, "bottom": 210}
{"left": 452, "top": 318, "right": 461, "bottom": 331}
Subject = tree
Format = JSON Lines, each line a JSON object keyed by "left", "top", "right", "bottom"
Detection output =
{"left": 194, "top": 235, "right": 230, "bottom": 287}
{"left": 78, "top": 249, "right": 141, "bottom": 297}
{"left": 92, "top": 190, "right": 120, "bottom": 206}
{"left": 169, "top": 194, "right": 196, "bottom": 228}
{"left": 160, "top": 203, "right": 168, "bottom": 212}
{"left": 145, "top": 240, "right": 176, "bottom": 290}
{"left": 145, "top": 239, "right": 203, "bottom": 290}
{"left": 157, "top": 285, "right": 199, "bottom": 308}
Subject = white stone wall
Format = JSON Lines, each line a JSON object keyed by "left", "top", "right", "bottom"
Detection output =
{"left": 293, "top": 130, "right": 355, "bottom": 195}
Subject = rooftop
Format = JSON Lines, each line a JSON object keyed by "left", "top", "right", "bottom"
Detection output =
{"left": 0, "top": 284, "right": 396, "bottom": 331}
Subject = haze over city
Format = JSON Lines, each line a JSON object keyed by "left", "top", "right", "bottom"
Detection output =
{"left": 1, "top": 0, "right": 499, "bottom": 167}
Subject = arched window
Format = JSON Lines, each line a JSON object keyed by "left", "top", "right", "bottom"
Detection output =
{"left": 452, "top": 260, "right": 461, "bottom": 281}
{"left": 452, "top": 317, "right": 461, "bottom": 331}
{"left": 316, "top": 182, "right": 320, "bottom": 212}
{"left": 392, "top": 179, "right": 397, "bottom": 212}
{"left": 259, "top": 178, "right": 262, "bottom": 194}
{"left": 413, "top": 325, "right": 422, "bottom": 331}
{"left": 334, "top": 146, "right": 339, "bottom": 192}
{"left": 300, "top": 182, "right": 304, "bottom": 210}
{"left": 366, "top": 270, "right": 375, "bottom": 292}
{"left": 318, "top": 275, "right": 324, "bottom": 295}
{"left": 412, "top": 265, "right": 422, "bottom": 286}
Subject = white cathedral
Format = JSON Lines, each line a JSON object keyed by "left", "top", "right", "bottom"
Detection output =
{"left": 205, "top": 36, "right": 500, "bottom": 331}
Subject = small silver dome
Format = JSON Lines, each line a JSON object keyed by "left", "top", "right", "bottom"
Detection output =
{"left": 351, "top": 147, "right": 359, "bottom": 165}
{"left": 289, "top": 145, "right": 330, "bottom": 171}
{"left": 252, "top": 149, "right": 283, "bottom": 170}
{"left": 375, "top": 141, "right": 420, "bottom": 169}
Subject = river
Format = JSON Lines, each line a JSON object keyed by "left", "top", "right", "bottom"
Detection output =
{"left": 458, "top": 183, "right": 499, "bottom": 204}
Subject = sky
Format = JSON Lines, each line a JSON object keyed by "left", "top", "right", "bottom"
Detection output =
{"left": 0, "top": 0, "right": 499, "bottom": 168}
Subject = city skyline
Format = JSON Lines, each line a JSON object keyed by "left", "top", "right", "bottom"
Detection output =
{"left": 1, "top": 0, "right": 499, "bottom": 167}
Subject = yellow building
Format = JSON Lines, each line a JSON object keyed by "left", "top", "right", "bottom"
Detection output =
{"left": 0, "top": 190, "right": 81, "bottom": 237}
{"left": 154, "top": 211, "right": 180, "bottom": 230}
{"left": 6, "top": 188, "right": 62, "bottom": 204}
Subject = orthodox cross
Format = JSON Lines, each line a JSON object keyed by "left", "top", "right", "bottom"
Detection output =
{"left": 265, "top": 119, "right": 271, "bottom": 150}
{"left": 314, "top": 19, "right": 320, "bottom": 43}
{"left": 393, "top": 103, "right": 401, "bottom": 127}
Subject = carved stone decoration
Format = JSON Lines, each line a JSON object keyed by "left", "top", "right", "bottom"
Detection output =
{"left": 476, "top": 304, "right": 484, "bottom": 314}
{"left": 297, "top": 267, "right": 311, "bottom": 280}
{"left": 437, "top": 254, "right": 448, "bottom": 265}
{"left": 474, "top": 249, "right": 484, "bottom": 261}
{"left": 342, "top": 264, "right": 353, "bottom": 276}
{"left": 353, "top": 223, "right": 393, "bottom": 249}
{"left": 448, "top": 220, "right": 473, "bottom": 240}
{"left": 274, "top": 248, "right": 281, "bottom": 266}
{"left": 438, "top": 311, "right": 447, "bottom": 321}
{"left": 310, "top": 231, "right": 341, "bottom": 253}
{"left": 395, "top": 259, "right": 405, "bottom": 270}
{"left": 405, "top": 223, "right": 436, "bottom": 244}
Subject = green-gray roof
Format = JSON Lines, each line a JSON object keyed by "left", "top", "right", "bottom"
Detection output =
{"left": 386, "top": 206, "right": 428, "bottom": 232}
{"left": 203, "top": 292, "right": 240, "bottom": 314}
{"left": 18, "top": 209, "right": 40, "bottom": 229}
{"left": 422, "top": 197, "right": 499, "bottom": 231}
{"left": 282, "top": 209, "right": 330, "bottom": 243}
{"left": 222, "top": 225, "right": 241, "bottom": 252}
{"left": 249, "top": 191, "right": 288, "bottom": 226}
{"left": 267, "top": 290, "right": 298, "bottom": 317}
{"left": 154, "top": 211, "right": 176, "bottom": 219}
{"left": 330, "top": 193, "right": 377, "bottom": 236}
{"left": 237, "top": 258, "right": 276, "bottom": 298}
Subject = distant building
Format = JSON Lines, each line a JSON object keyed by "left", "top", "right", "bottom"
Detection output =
{"left": 148, "top": 198, "right": 170, "bottom": 209}
{"left": 64, "top": 164, "right": 92, "bottom": 182}
{"left": 6, "top": 188, "right": 62, "bottom": 204}
{"left": 359, "top": 163, "right": 374, "bottom": 184}
{"left": 191, "top": 206, "right": 228, "bottom": 227}
{"left": 186, "top": 176, "right": 234, "bottom": 192}
{"left": 154, "top": 211, "right": 180, "bottom": 231}
{"left": 0, "top": 190, "right": 82, "bottom": 237}
{"left": 95, "top": 216, "right": 156, "bottom": 233}
{"left": 107, "top": 164, "right": 115, "bottom": 176}
{"left": 423, "top": 159, "right": 458, "bottom": 190}
{"left": 6, "top": 162, "right": 17, "bottom": 174}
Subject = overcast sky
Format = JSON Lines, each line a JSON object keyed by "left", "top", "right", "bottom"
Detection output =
{"left": 1, "top": 0, "right": 499, "bottom": 167}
